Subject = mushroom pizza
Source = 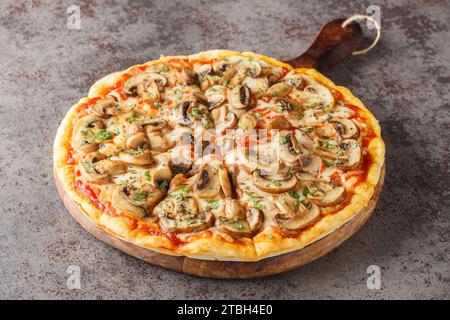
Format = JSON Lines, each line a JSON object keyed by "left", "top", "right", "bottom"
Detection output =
{"left": 54, "top": 50, "right": 385, "bottom": 261}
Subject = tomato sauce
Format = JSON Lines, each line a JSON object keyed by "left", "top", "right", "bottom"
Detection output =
{"left": 67, "top": 149, "right": 75, "bottom": 165}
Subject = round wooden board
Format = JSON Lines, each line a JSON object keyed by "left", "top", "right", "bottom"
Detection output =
{"left": 55, "top": 165, "right": 384, "bottom": 279}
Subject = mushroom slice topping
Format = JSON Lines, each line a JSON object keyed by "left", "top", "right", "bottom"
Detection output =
{"left": 281, "top": 72, "right": 305, "bottom": 89}
{"left": 228, "top": 84, "right": 250, "bottom": 109}
{"left": 119, "top": 148, "right": 154, "bottom": 166}
{"left": 274, "top": 201, "right": 320, "bottom": 231}
{"left": 331, "top": 118, "right": 360, "bottom": 139}
{"left": 147, "top": 131, "right": 171, "bottom": 152}
{"left": 122, "top": 72, "right": 167, "bottom": 96}
{"left": 290, "top": 76, "right": 334, "bottom": 112}
{"left": 159, "top": 211, "right": 214, "bottom": 234}
{"left": 111, "top": 185, "right": 162, "bottom": 222}
{"left": 94, "top": 159, "right": 128, "bottom": 176}
{"left": 72, "top": 115, "right": 106, "bottom": 154}
{"left": 205, "top": 85, "right": 227, "bottom": 110}
{"left": 79, "top": 153, "right": 111, "bottom": 184}
{"left": 126, "top": 132, "right": 150, "bottom": 150}
{"left": 279, "top": 131, "right": 301, "bottom": 164}
{"left": 89, "top": 98, "right": 121, "bottom": 118}
{"left": 218, "top": 200, "right": 264, "bottom": 238}
{"left": 265, "top": 116, "right": 292, "bottom": 130}
{"left": 316, "top": 121, "right": 336, "bottom": 138}
{"left": 253, "top": 170, "right": 297, "bottom": 194}
{"left": 142, "top": 119, "right": 167, "bottom": 133}
{"left": 238, "top": 112, "right": 258, "bottom": 130}
{"left": 336, "top": 139, "right": 362, "bottom": 170}
{"left": 168, "top": 157, "right": 193, "bottom": 175}
{"left": 300, "top": 154, "right": 323, "bottom": 176}
{"left": 274, "top": 98, "right": 301, "bottom": 112}
{"left": 177, "top": 66, "right": 195, "bottom": 84}
{"left": 194, "top": 64, "right": 213, "bottom": 90}
{"left": 194, "top": 164, "right": 221, "bottom": 198}
{"left": 214, "top": 108, "right": 238, "bottom": 134}
{"left": 242, "top": 76, "right": 269, "bottom": 98}
{"left": 156, "top": 191, "right": 214, "bottom": 233}
{"left": 152, "top": 165, "right": 172, "bottom": 191}
{"left": 304, "top": 181, "right": 345, "bottom": 207}
{"left": 265, "top": 82, "right": 292, "bottom": 98}
{"left": 218, "top": 166, "right": 233, "bottom": 198}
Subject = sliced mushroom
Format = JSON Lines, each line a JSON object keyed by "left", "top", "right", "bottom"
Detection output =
{"left": 194, "top": 64, "right": 213, "bottom": 90}
{"left": 119, "top": 148, "right": 154, "bottom": 166}
{"left": 152, "top": 165, "right": 172, "bottom": 191}
{"left": 289, "top": 76, "right": 334, "bottom": 112}
{"left": 300, "top": 154, "right": 323, "bottom": 176}
{"left": 218, "top": 166, "right": 233, "bottom": 198}
{"left": 72, "top": 115, "right": 105, "bottom": 154}
{"left": 316, "top": 121, "right": 336, "bottom": 138}
{"left": 331, "top": 118, "right": 360, "bottom": 139}
{"left": 253, "top": 170, "right": 297, "bottom": 194}
{"left": 214, "top": 108, "right": 238, "bottom": 134}
{"left": 194, "top": 164, "right": 221, "bottom": 198}
{"left": 122, "top": 72, "right": 167, "bottom": 96}
{"left": 274, "top": 201, "right": 320, "bottom": 231}
{"left": 179, "top": 101, "right": 193, "bottom": 125}
{"left": 111, "top": 185, "right": 162, "bottom": 222}
{"left": 242, "top": 76, "right": 269, "bottom": 98}
{"left": 79, "top": 153, "right": 110, "bottom": 184}
{"left": 218, "top": 200, "right": 264, "bottom": 238}
{"left": 177, "top": 66, "right": 195, "bottom": 84}
{"left": 279, "top": 131, "right": 301, "bottom": 163}
{"left": 155, "top": 192, "right": 214, "bottom": 233}
{"left": 205, "top": 85, "right": 227, "bottom": 110}
{"left": 221, "top": 64, "right": 237, "bottom": 84}
{"left": 147, "top": 131, "right": 171, "bottom": 152}
{"left": 265, "top": 82, "right": 292, "bottom": 98}
{"left": 304, "top": 181, "right": 345, "bottom": 207}
{"left": 168, "top": 157, "right": 193, "bottom": 175}
{"left": 336, "top": 139, "right": 362, "bottom": 170}
{"left": 228, "top": 84, "right": 250, "bottom": 109}
{"left": 126, "top": 132, "right": 150, "bottom": 150}
{"left": 238, "top": 112, "right": 258, "bottom": 130}
{"left": 159, "top": 211, "right": 214, "bottom": 234}
{"left": 94, "top": 159, "right": 128, "bottom": 176}
{"left": 142, "top": 119, "right": 167, "bottom": 133}
{"left": 266, "top": 116, "right": 291, "bottom": 130}
{"left": 89, "top": 98, "right": 121, "bottom": 118}
{"left": 275, "top": 98, "right": 301, "bottom": 112}
{"left": 281, "top": 72, "right": 305, "bottom": 89}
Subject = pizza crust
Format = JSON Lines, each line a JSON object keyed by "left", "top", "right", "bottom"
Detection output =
{"left": 54, "top": 50, "right": 385, "bottom": 261}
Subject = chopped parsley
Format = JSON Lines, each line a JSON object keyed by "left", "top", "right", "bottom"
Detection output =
{"left": 133, "top": 192, "right": 148, "bottom": 202}
{"left": 95, "top": 129, "right": 113, "bottom": 141}
{"left": 205, "top": 199, "right": 220, "bottom": 211}
{"left": 157, "top": 64, "right": 170, "bottom": 73}
{"left": 302, "top": 186, "right": 310, "bottom": 197}
{"left": 128, "top": 111, "right": 138, "bottom": 123}
{"left": 158, "top": 180, "right": 169, "bottom": 191}
{"left": 190, "top": 108, "right": 205, "bottom": 117}
{"left": 287, "top": 190, "right": 300, "bottom": 207}
{"left": 144, "top": 171, "right": 151, "bottom": 181}
{"left": 251, "top": 199, "right": 266, "bottom": 210}
{"left": 279, "top": 135, "right": 288, "bottom": 144}
{"left": 179, "top": 185, "right": 190, "bottom": 192}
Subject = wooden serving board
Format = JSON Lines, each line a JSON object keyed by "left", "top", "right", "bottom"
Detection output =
{"left": 55, "top": 165, "right": 384, "bottom": 279}
{"left": 56, "top": 19, "right": 381, "bottom": 278}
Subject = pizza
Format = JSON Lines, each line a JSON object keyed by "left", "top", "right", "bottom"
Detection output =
{"left": 53, "top": 50, "right": 385, "bottom": 261}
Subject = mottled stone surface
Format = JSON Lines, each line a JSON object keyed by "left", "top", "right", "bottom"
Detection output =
{"left": 0, "top": 0, "right": 448, "bottom": 299}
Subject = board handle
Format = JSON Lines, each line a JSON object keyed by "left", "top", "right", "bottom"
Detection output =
{"left": 285, "top": 18, "right": 363, "bottom": 72}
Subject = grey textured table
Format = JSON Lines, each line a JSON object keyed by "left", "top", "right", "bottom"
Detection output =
{"left": 0, "top": 0, "right": 448, "bottom": 299}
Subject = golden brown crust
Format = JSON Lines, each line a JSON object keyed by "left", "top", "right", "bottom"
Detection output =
{"left": 54, "top": 50, "right": 385, "bottom": 261}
